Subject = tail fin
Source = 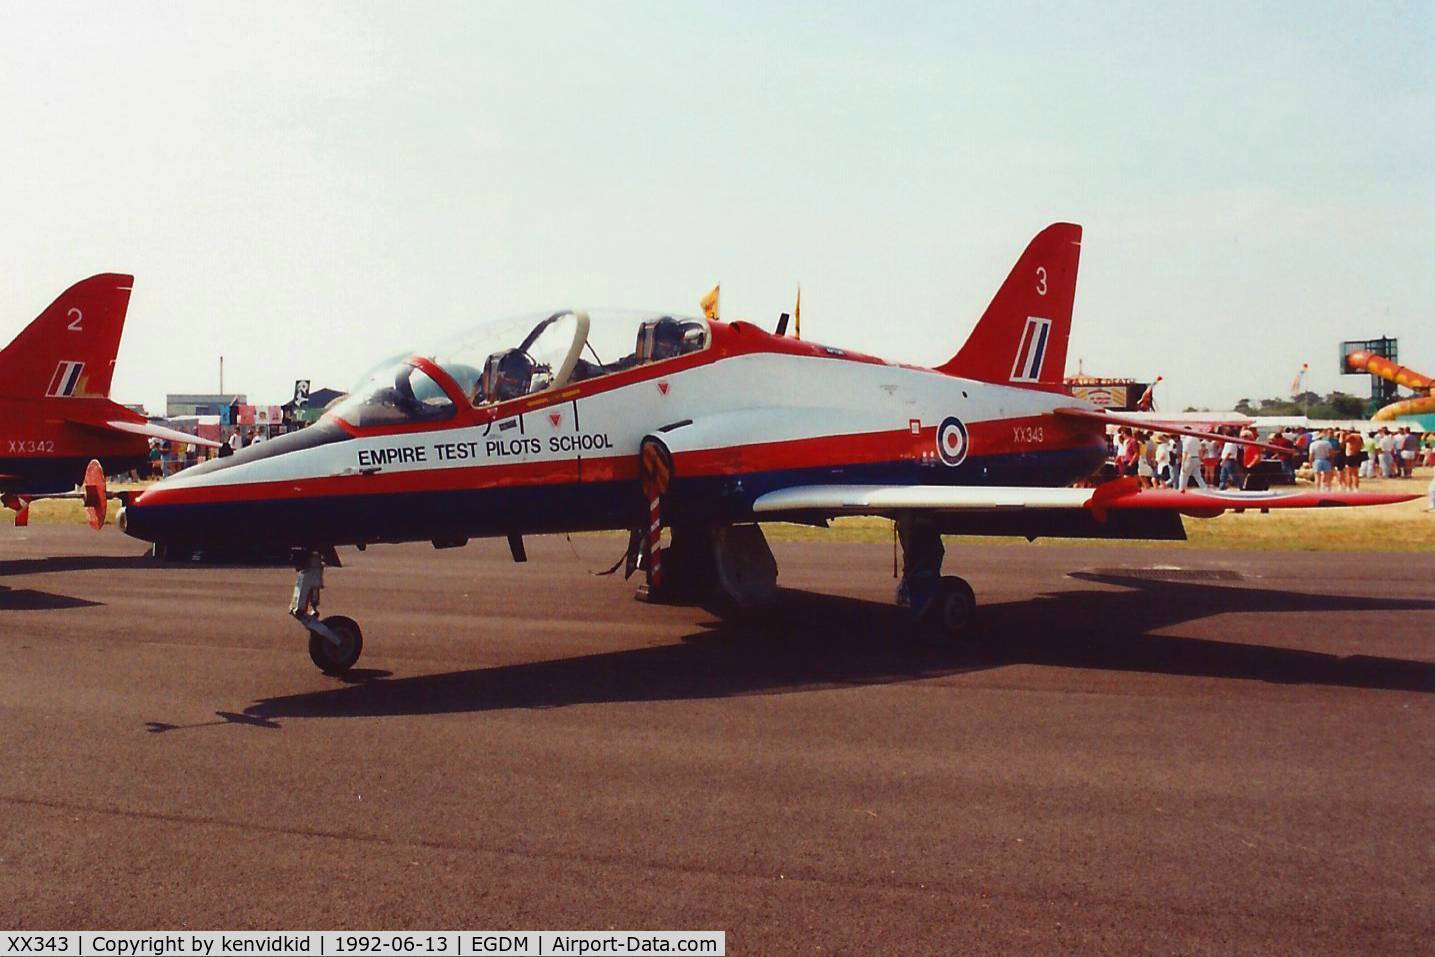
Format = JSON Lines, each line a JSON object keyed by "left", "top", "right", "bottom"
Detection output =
{"left": 936, "top": 223, "right": 1081, "bottom": 390}
{"left": 0, "top": 274, "right": 134, "bottom": 400}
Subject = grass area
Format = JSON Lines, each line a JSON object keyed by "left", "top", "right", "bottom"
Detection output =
{"left": 17, "top": 476, "right": 1434, "bottom": 553}
{"left": 22, "top": 482, "right": 147, "bottom": 526}
{"left": 1177, "top": 477, "right": 1434, "bottom": 552}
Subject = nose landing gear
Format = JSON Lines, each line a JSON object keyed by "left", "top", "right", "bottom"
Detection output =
{"left": 290, "top": 548, "right": 363, "bottom": 675}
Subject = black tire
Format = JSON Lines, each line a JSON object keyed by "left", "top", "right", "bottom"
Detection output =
{"left": 308, "top": 615, "right": 363, "bottom": 674}
{"left": 918, "top": 576, "right": 977, "bottom": 640}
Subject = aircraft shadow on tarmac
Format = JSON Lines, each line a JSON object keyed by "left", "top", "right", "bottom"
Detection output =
{"left": 0, "top": 553, "right": 154, "bottom": 577}
{"left": 0, "top": 553, "right": 156, "bottom": 610}
{"left": 238, "top": 575, "right": 1435, "bottom": 724}
{"left": 0, "top": 583, "right": 102, "bottom": 611}
{"left": 0, "top": 552, "right": 297, "bottom": 577}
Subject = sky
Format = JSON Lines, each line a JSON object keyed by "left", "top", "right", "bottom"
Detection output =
{"left": 1, "top": 1, "right": 1431, "bottom": 414}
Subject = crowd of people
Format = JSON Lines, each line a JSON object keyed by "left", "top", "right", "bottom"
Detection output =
{"left": 1110, "top": 424, "right": 1433, "bottom": 494}
{"left": 144, "top": 426, "right": 279, "bottom": 478}
{"left": 1112, "top": 426, "right": 1254, "bottom": 492}
{"left": 1295, "top": 425, "right": 1427, "bottom": 491}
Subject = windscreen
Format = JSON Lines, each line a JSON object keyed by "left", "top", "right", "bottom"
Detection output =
{"left": 330, "top": 361, "right": 456, "bottom": 428}
{"left": 333, "top": 311, "right": 710, "bottom": 417}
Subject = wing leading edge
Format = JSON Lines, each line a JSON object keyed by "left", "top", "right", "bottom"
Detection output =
{"left": 753, "top": 480, "right": 1417, "bottom": 525}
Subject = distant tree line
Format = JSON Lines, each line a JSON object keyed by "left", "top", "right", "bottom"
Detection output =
{"left": 1181, "top": 391, "right": 1369, "bottom": 419}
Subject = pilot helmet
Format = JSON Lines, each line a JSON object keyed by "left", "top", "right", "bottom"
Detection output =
{"left": 481, "top": 349, "right": 533, "bottom": 402}
{"left": 637, "top": 317, "right": 684, "bottom": 362}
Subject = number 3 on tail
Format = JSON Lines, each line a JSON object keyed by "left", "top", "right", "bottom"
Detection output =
{"left": 67, "top": 308, "right": 83, "bottom": 331}
{"left": 1035, "top": 267, "right": 1047, "bottom": 296}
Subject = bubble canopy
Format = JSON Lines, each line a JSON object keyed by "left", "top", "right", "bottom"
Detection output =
{"left": 330, "top": 310, "right": 709, "bottom": 429}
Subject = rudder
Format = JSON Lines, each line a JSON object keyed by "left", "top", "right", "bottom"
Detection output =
{"left": 937, "top": 223, "right": 1081, "bottom": 390}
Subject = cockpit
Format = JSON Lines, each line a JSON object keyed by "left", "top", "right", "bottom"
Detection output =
{"left": 330, "top": 310, "right": 709, "bottom": 429}
{"left": 473, "top": 311, "right": 708, "bottom": 404}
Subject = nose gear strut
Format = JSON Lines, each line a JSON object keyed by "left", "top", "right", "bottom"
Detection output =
{"left": 289, "top": 547, "right": 364, "bottom": 674}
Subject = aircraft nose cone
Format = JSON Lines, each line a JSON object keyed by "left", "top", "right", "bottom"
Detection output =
{"left": 120, "top": 420, "right": 352, "bottom": 547}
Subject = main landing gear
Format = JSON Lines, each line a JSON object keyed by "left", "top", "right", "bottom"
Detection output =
{"left": 632, "top": 435, "right": 780, "bottom": 612}
{"left": 636, "top": 522, "right": 779, "bottom": 612}
{"left": 290, "top": 548, "right": 363, "bottom": 675}
{"left": 896, "top": 516, "right": 977, "bottom": 641}
{"left": 630, "top": 434, "right": 974, "bottom": 637}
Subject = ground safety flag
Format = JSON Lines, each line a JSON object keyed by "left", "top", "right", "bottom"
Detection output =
{"left": 700, "top": 285, "right": 719, "bottom": 321}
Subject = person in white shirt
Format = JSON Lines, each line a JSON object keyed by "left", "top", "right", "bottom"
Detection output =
{"left": 1218, "top": 434, "right": 1242, "bottom": 490}
{"left": 1154, "top": 437, "right": 1174, "bottom": 487}
{"left": 1400, "top": 428, "right": 1418, "bottom": 477}
{"left": 1135, "top": 432, "right": 1156, "bottom": 487}
{"left": 1178, "top": 434, "right": 1207, "bottom": 491}
{"left": 1378, "top": 429, "right": 1397, "bottom": 478}
{"left": 1199, "top": 438, "right": 1217, "bottom": 485}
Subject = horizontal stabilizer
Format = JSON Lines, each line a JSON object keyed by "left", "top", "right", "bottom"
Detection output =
{"left": 1053, "top": 407, "right": 1290, "bottom": 456}
{"left": 66, "top": 417, "right": 221, "bottom": 448}
{"left": 105, "top": 419, "right": 221, "bottom": 447}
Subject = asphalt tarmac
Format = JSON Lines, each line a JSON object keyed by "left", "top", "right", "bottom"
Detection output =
{"left": 2, "top": 527, "right": 1432, "bottom": 953}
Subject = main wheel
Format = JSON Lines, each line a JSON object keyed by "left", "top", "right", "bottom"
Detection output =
{"left": 918, "top": 575, "right": 977, "bottom": 640}
{"left": 308, "top": 615, "right": 364, "bottom": 674}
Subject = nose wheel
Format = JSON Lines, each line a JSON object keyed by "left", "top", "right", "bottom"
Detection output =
{"left": 307, "top": 615, "right": 364, "bottom": 674}
{"left": 290, "top": 548, "right": 363, "bottom": 675}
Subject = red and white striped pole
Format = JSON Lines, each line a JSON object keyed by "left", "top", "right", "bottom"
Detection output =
{"left": 647, "top": 493, "right": 664, "bottom": 589}
{"left": 639, "top": 438, "right": 671, "bottom": 593}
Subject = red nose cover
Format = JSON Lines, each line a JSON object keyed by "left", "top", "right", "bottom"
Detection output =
{"left": 83, "top": 459, "right": 108, "bottom": 530}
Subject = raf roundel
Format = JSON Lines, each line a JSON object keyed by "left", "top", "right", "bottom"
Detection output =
{"left": 936, "top": 416, "right": 969, "bottom": 467}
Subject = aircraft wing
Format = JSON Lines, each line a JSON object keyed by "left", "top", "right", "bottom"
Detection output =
{"left": 752, "top": 481, "right": 1416, "bottom": 520}
{"left": 755, "top": 485, "right": 1095, "bottom": 512}
{"left": 67, "top": 418, "right": 222, "bottom": 448}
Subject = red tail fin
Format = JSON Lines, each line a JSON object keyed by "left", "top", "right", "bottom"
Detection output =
{"left": 0, "top": 274, "right": 133, "bottom": 400}
{"left": 937, "top": 223, "right": 1081, "bottom": 390}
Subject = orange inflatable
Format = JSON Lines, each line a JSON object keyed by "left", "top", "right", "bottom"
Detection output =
{"left": 1345, "top": 350, "right": 1435, "bottom": 421}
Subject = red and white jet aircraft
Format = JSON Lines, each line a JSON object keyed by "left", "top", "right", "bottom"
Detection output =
{"left": 1, "top": 274, "right": 218, "bottom": 527}
{"left": 119, "top": 224, "right": 1414, "bottom": 674}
